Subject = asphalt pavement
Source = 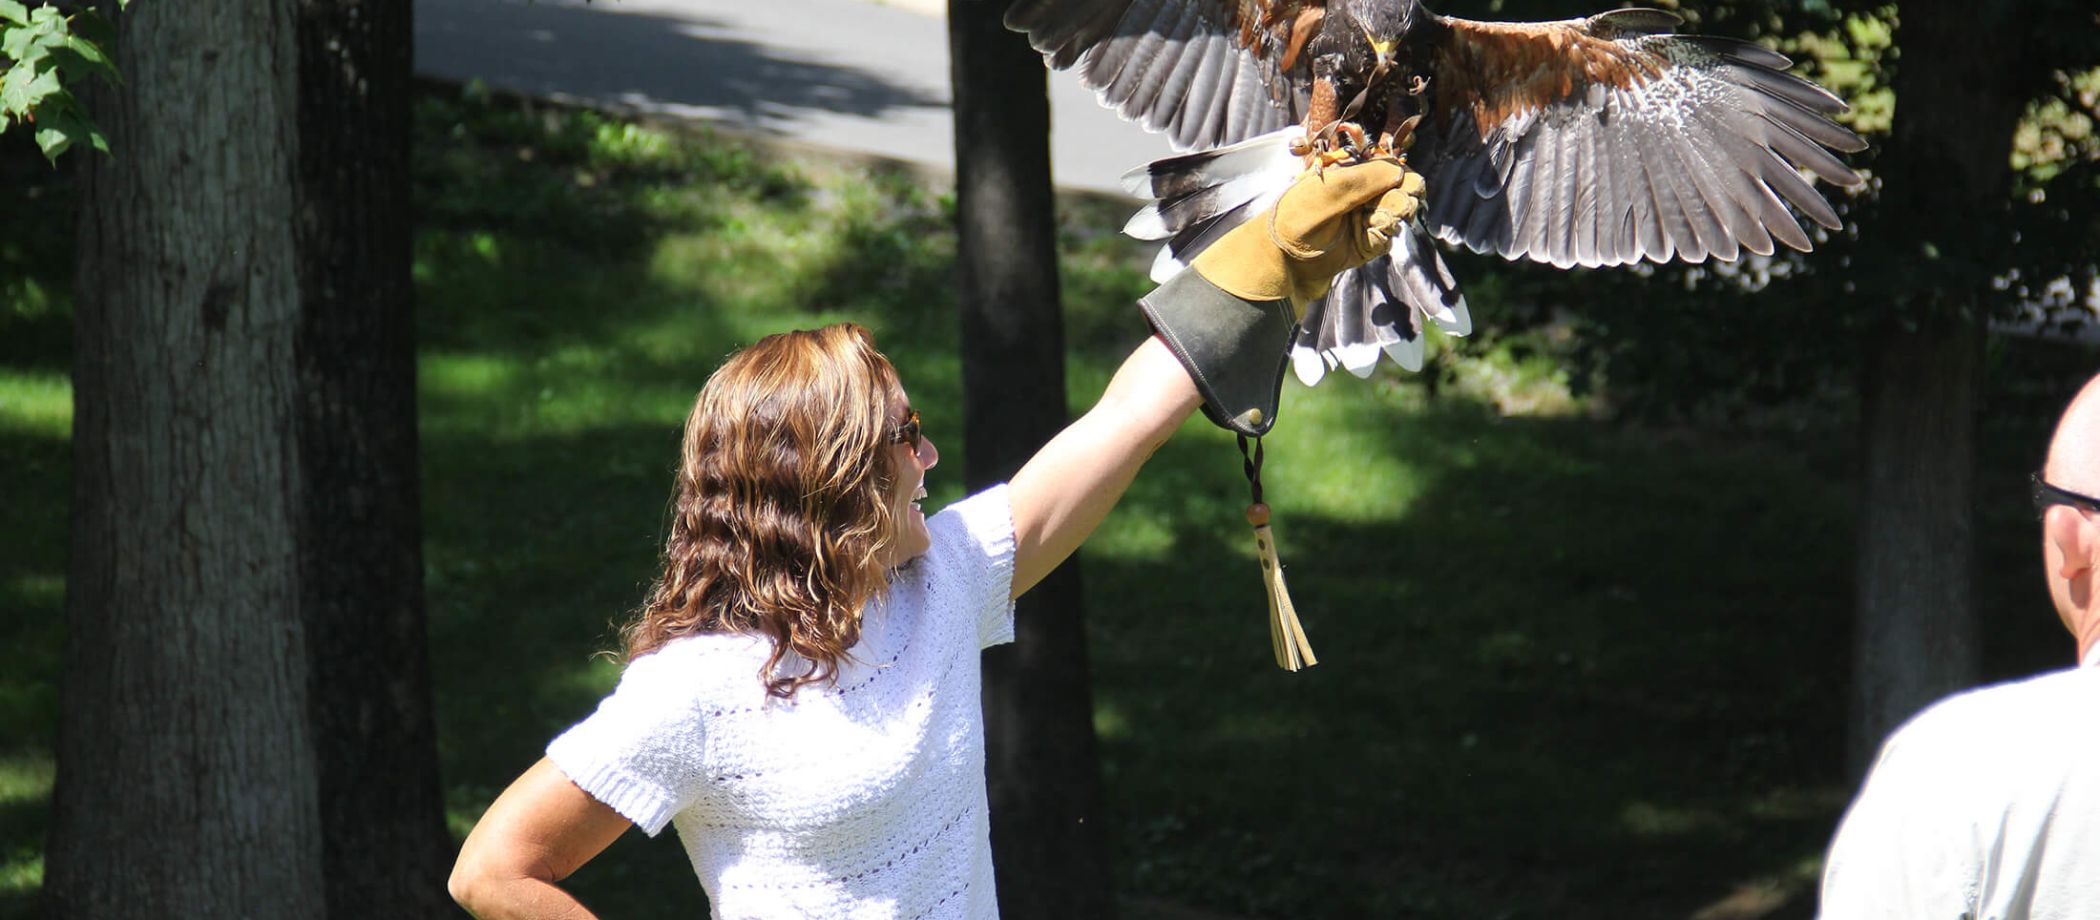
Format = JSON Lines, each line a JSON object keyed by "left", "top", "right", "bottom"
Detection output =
{"left": 413, "top": 0, "right": 1177, "bottom": 197}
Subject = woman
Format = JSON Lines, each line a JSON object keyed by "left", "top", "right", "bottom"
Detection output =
{"left": 447, "top": 159, "right": 1419, "bottom": 919}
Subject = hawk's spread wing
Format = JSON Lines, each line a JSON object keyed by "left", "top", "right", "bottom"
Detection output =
{"left": 1414, "top": 9, "right": 1866, "bottom": 267}
{"left": 1004, "top": 0, "right": 1319, "bottom": 150}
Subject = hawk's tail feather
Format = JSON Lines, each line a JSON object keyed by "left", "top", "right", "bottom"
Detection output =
{"left": 1292, "top": 230, "right": 1471, "bottom": 387}
{"left": 1120, "top": 126, "right": 1304, "bottom": 201}
{"left": 1147, "top": 186, "right": 1289, "bottom": 284}
{"left": 1122, "top": 127, "right": 1304, "bottom": 283}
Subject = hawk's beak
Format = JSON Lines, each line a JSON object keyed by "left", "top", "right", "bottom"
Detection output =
{"left": 1359, "top": 22, "right": 1397, "bottom": 81}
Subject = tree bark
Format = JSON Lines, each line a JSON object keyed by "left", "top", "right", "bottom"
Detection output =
{"left": 1847, "top": 0, "right": 2023, "bottom": 777}
{"left": 294, "top": 0, "right": 452, "bottom": 915}
{"left": 46, "top": 2, "right": 328, "bottom": 915}
{"left": 1851, "top": 318, "right": 1983, "bottom": 774}
{"left": 47, "top": 0, "right": 447, "bottom": 914}
{"left": 947, "top": 2, "right": 1115, "bottom": 916}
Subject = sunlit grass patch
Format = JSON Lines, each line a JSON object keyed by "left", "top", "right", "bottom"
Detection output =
{"left": 0, "top": 372, "right": 70, "bottom": 439}
{"left": 0, "top": 855, "right": 39, "bottom": 909}
{"left": 0, "top": 755, "right": 52, "bottom": 912}
{"left": 0, "top": 757, "right": 52, "bottom": 810}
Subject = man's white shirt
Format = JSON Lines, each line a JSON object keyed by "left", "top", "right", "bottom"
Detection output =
{"left": 1818, "top": 647, "right": 2100, "bottom": 919}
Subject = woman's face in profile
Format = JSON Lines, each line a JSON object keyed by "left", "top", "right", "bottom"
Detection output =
{"left": 882, "top": 393, "right": 939, "bottom": 568}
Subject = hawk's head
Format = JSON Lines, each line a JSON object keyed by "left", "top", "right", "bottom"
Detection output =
{"left": 1343, "top": 0, "right": 1416, "bottom": 82}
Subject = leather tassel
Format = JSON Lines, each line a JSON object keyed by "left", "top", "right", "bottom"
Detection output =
{"left": 1248, "top": 502, "right": 1316, "bottom": 670}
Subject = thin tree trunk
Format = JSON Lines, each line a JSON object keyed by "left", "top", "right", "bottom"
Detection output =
{"left": 947, "top": 1, "right": 1115, "bottom": 915}
{"left": 46, "top": 1, "right": 328, "bottom": 915}
{"left": 1851, "top": 318, "right": 1983, "bottom": 773}
{"left": 1847, "top": 0, "right": 2022, "bottom": 776}
{"left": 294, "top": 0, "right": 452, "bottom": 914}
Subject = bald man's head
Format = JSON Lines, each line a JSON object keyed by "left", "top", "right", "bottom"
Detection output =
{"left": 2045, "top": 374, "right": 2100, "bottom": 493}
{"left": 2042, "top": 372, "right": 2100, "bottom": 661}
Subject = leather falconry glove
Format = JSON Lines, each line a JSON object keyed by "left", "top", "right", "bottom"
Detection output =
{"left": 1139, "top": 158, "right": 1426, "bottom": 437}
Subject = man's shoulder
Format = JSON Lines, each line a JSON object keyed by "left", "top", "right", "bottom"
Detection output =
{"left": 1887, "top": 665, "right": 2100, "bottom": 763}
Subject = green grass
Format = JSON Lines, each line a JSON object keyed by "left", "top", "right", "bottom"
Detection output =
{"left": 2, "top": 83, "right": 2091, "bottom": 919}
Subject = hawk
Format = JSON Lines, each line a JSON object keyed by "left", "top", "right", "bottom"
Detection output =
{"left": 1005, "top": 0, "right": 1867, "bottom": 383}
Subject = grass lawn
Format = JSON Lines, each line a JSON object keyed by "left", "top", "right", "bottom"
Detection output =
{"left": 2, "top": 83, "right": 2091, "bottom": 918}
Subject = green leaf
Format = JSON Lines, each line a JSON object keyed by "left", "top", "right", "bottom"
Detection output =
{"left": 2, "top": 26, "right": 32, "bottom": 62}
{"left": 0, "top": 62, "right": 27, "bottom": 113}
{"left": 68, "top": 9, "right": 115, "bottom": 50}
{"left": 54, "top": 36, "right": 119, "bottom": 83}
{"left": 1, "top": 20, "right": 51, "bottom": 63}
{"left": 33, "top": 103, "right": 104, "bottom": 164}
{"left": 0, "top": 59, "right": 59, "bottom": 115}
{"left": 34, "top": 121, "right": 71, "bottom": 161}
{"left": 0, "top": 1, "right": 29, "bottom": 27}
{"left": 60, "top": 34, "right": 110, "bottom": 68}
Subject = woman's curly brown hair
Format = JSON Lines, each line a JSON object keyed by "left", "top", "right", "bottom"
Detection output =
{"left": 622, "top": 324, "right": 907, "bottom": 698}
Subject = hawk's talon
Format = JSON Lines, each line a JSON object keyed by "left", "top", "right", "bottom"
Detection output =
{"left": 1297, "top": 120, "right": 1377, "bottom": 174}
{"left": 1336, "top": 122, "right": 1370, "bottom": 161}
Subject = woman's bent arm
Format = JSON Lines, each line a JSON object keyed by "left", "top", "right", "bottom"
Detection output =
{"left": 1008, "top": 336, "right": 1203, "bottom": 598}
{"left": 450, "top": 758, "right": 633, "bottom": 920}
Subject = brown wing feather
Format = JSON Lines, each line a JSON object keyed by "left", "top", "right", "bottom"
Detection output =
{"left": 1005, "top": 0, "right": 1320, "bottom": 150}
{"left": 1413, "top": 9, "right": 1866, "bottom": 269}
{"left": 1431, "top": 17, "right": 1665, "bottom": 137}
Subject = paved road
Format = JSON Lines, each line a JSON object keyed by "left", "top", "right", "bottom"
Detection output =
{"left": 414, "top": 0, "right": 1177, "bottom": 197}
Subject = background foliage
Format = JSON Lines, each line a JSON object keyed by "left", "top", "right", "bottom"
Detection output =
{"left": 0, "top": 1, "right": 114, "bottom": 162}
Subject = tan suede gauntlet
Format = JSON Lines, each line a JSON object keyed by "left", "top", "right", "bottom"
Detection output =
{"left": 1137, "top": 157, "right": 1426, "bottom": 437}
{"left": 1190, "top": 159, "right": 1427, "bottom": 312}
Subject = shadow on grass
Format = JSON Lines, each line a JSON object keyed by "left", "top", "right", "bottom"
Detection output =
{"left": 1074, "top": 392, "right": 1856, "bottom": 918}
{"left": 0, "top": 423, "right": 67, "bottom": 920}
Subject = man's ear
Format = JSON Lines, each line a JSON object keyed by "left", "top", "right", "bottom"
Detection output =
{"left": 2046, "top": 505, "right": 2098, "bottom": 580}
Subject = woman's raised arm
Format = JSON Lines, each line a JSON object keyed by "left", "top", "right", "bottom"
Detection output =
{"left": 1006, "top": 336, "right": 1202, "bottom": 598}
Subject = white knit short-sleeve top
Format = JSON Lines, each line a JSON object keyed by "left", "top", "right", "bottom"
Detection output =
{"left": 548, "top": 485, "right": 1017, "bottom": 919}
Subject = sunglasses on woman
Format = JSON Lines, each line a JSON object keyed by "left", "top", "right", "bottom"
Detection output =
{"left": 890, "top": 408, "right": 922, "bottom": 453}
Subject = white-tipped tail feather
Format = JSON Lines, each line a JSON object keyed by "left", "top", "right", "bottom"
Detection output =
{"left": 1120, "top": 131, "right": 1472, "bottom": 386}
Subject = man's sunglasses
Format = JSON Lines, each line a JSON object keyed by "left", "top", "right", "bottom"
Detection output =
{"left": 2031, "top": 473, "right": 2100, "bottom": 519}
{"left": 890, "top": 408, "right": 923, "bottom": 452}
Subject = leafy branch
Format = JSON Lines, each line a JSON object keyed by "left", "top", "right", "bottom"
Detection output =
{"left": 1, "top": 0, "right": 121, "bottom": 163}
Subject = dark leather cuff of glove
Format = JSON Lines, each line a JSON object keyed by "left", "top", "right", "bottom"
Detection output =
{"left": 1138, "top": 270, "right": 1296, "bottom": 438}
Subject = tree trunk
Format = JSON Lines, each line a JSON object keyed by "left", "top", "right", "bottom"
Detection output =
{"left": 1847, "top": 0, "right": 2023, "bottom": 777}
{"left": 47, "top": 0, "right": 447, "bottom": 914}
{"left": 46, "top": 2, "right": 328, "bottom": 915}
{"left": 294, "top": 0, "right": 453, "bottom": 915}
{"left": 947, "top": 2, "right": 1115, "bottom": 916}
{"left": 1851, "top": 318, "right": 1983, "bottom": 774}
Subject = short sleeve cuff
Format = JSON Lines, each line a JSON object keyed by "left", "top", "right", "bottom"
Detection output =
{"left": 548, "top": 728, "right": 681, "bottom": 837}
{"left": 934, "top": 484, "right": 1017, "bottom": 648}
